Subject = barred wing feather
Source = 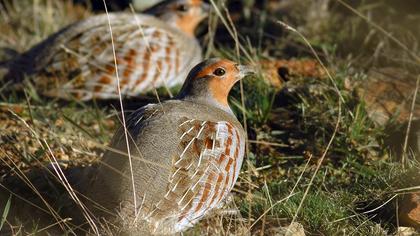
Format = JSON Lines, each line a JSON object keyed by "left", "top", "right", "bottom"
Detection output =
{"left": 26, "top": 14, "right": 199, "bottom": 100}
{"left": 146, "top": 117, "right": 245, "bottom": 233}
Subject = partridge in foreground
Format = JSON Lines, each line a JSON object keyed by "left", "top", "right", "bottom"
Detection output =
{"left": 3, "top": 0, "right": 208, "bottom": 100}
{"left": 86, "top": 58, "right": 254, "bottom": 235}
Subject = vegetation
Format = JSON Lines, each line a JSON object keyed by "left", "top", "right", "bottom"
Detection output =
{"left": 0, "top": 0, "right": 419, "bottom": 235}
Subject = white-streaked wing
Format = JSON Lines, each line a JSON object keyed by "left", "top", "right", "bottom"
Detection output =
{"left": 39, "top": 20, "right": 189, "bottom": 100}
{"left": 146, "top": 117, "right": 245, "bottom": 233}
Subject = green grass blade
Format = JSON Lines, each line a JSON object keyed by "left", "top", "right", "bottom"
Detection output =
{"left": 0, "top": 195, "right": 12, "bottom": 231}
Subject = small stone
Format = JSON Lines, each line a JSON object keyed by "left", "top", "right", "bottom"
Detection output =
{"left": 396, "top": 227, "right": 418, "bottom": 236}
{"left": 270, "top": 222, "right": 305, "bottom": 236}
{"left": 356, "top": 67, "right": 419, "bottom": 126}
{"left": 357, "top": 67, "right": 420, "bottom": 159}
{"left": 55, "top": 118, "right": 64, "bottom": 127}
{"left": 260, "top": 59, "right": 326, "bottom": 89}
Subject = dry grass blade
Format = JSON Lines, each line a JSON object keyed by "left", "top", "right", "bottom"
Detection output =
{"left": 2, "top": 0, "right": 417, "bottom": 234}
{"left": 0, "top": 183, "right": 54, "bottom": 217}
{"left": 274, "top": 18, "right": 350, "bottom": 231}
{"left": 331, "top": 194, "right": 398, "bottom": 223}
{"left": 247, "top": 140, "right": 288, "bottom": 147}
{"left": 0, "top": 181, "right": 95, "bottom": 235}
{"left": 208, "top": 0, "right": 258, "bottom": 229}
{"left": 348, "top": 214, "right": 378, "bottom": 236}
{"left": 289, "top": 154, "right": 313, "bottom": 198}
{"left": 337, "top": 0, "right": 420, "bottom": 64}
{"left": 26, "top": 218, "right": 72, "bottom": 236}
{"left": 101, "top": 0, "right": 138, "bottom": 220}
{"left": 42, "top": 118, "right": 172, "bottom": 171}
{"left": 393, "top": 185, "right": 420, "bottom": 193}
{"left": 289, "top": 100, "right": 341, "bottom": 228}
{"left": 128, "top": 4, "right": 172, "bottom": 99}
{"left": 0, "top": 106, "right": 116, "bottom": 232}
{"left": 9, "top": 110, "right": 99, "bottom": 234}
{"left": 0, "top": 153, "right": 73, "bottom": 234}
{"left": 47, "top": 153, "right": 99, "bottom": 235}
{"left": 204, "top": 5, "right": 219, "bottom": 58}
{"left": 247, "top": 155, "right": 312, "bottom": 231}
{"left": 277, "top": 20, "right": 353, "bottom": 119}
{"left": 249, "top": 192, "right": 299, "bottom": 230}
{"left": 208, "top": 0, "right": 254, "bottom": 63}
{"left": 401, "top": 76, "right": 419, "bottom": 167}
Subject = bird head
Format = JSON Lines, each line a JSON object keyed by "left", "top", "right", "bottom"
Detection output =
{"left": 145, "top": 0, "right": 210, "bottom": 36}
{"left": 178, "top": 58, "right": 255, "bottom": 113}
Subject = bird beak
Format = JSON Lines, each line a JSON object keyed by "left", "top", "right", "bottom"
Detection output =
{"left": 237, "top": 64, "right": 256, "bottom": 79}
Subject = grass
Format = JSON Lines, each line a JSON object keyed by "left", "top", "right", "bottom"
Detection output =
{"left": 0, "top": 194, "right": 11, "bottom": 231}
{"left": 0, "top": 93, "right": 115, "bottom": 175}
{"left": 1, "top": 0, "right": 419, "bottom": 235}
{"left": 0, "top": 0, "right": 89, "bottom": 57}
{"left": 220, "top": 64, "right": 416, "bottom": 233}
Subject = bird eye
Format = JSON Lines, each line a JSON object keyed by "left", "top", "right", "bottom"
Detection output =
{"left": 213, "top": 68, "right": 226, "bottom": 76}
{"left": 176, "top": 4, "right": 189, "bottom": 12}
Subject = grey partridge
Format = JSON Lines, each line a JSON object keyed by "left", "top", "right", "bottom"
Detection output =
{"left": 86, "top": 58, "right": 254, "bottom": 235}
{"left": 3, "top": 0, "right": 209, "bottom": 100}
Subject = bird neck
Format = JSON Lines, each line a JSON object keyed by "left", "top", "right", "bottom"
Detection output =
{"left": 174, "top": 18, "right": 198, "bottom": 37}
{"left": 178, "top": 93, "right": 234, "bottom": 115}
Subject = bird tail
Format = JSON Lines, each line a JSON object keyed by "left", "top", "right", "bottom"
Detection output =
{"left": 0, "top": 47, "right": 19, "bottom": 67}
{"left": 0, "top": 47, "right": 23, "bottom": 91}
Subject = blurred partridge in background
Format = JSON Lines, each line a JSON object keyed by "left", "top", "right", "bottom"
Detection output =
{"left": 2, "top": 0, "right": 209, "bottom": 100}
{"left": 86, "top": 58, "right": 254, "bottom": 235}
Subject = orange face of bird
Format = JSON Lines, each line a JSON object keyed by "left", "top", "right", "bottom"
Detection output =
{"left": 149, "top": 0, "right": 210, "bottom": 36}
{"left": 172, "top": 0, "right": 210, "bottom": 36}
{"left": 180, "top": 59, "right": 255, "bottom": 107}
